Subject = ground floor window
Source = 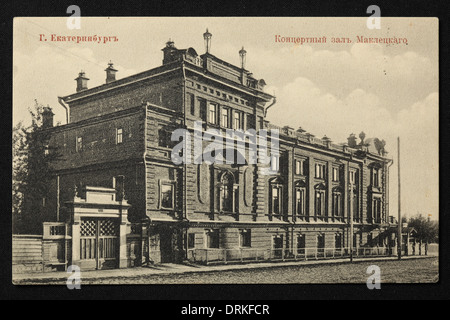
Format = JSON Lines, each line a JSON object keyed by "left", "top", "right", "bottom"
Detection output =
{"left": 239, "top": 229, "right": 251, "bottom": 247}
{"left": 317, "top": 234, "right": 325, "bottom": 249}
{"left": 335, "top": 233, "right": 342, "bottom": 249}
{"left": 297, "top": 234, "right": 305, "bottom": 254}
{"left": 206, "top": 229, "right": 220, "bottom": 248}
{"left": 188, "top": 233, "right": 195, "bottom": 249}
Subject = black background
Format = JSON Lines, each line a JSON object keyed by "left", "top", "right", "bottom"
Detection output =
{"left": 0, "top": 0, "right": 449, "bottom": 305}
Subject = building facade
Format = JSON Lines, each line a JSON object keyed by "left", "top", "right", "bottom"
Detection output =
{"left": 33, "top": 31, "right": 395, "bottom": 270}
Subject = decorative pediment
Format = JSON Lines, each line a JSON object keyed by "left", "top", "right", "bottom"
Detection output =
{"left": 314, "top": 182, "right": 326, "bottom": 190}
{"left": 269, "top": 176, "right": 284, "bottom": 184}
{"left": 295, "top": 180, "right": 307, "bottom": 188}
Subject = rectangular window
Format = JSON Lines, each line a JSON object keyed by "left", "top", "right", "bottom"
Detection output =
{"left": 208, "top": 103, "right": 217, "bottom": 124}
{"left": 373, "top": 198, "right": 382, "bottom": 222}
{"left": 315, "top": 190, "right": 326, "bottom": 216}
{"left": 76, "top": 136, "right": 83, "bottom": 152}
{"left": 114, "top": 175, "right": 125, "bottom": 201}
{"left": 221, "top": 107, "right": 229, "bottom": 128}
{"left": 333, "top": 192, "right": 342, "bottom": 216}
{"left": 296, "top": 188, "right": 305, "bottom": 215}
{"left": 199, "top": 99, "right": 207, "bottom": 121}
{"left": 206, "top": 229, "right": 220, "bottom": 248}
{"left": 295, "top": 160, "right": 305, "bottom": 175}
{"left": 373, "top": 168, "right": 380, "bottom": 187}
{"left": 332, "top": 167, "right": 339, "bottom": 182}
{"left": 160, "top": 183, "right": 174, "bottom": 209}
{"left": 188, "top": 233, "right": 195, "bottom": 249}
{"left": 349, "top": 170, "right": 356, "bottom": 184}
{"left": 239, "top": 229, "right": 251, "bottom": 247}
{"left": 315, "top": 163, "right": 326, "bottom": 179}
{"left": 335, "top": 234, "right": 342, "bottom": 249}
{"left": 271, "top": 155, "right": 279, "bottom": 171}
{"left": 187, "top": 93, "right": 195, "bottom": 115}
{"left": 297, "top": 235, "right": 305, "bottom": 254}
{"left": 116, "top": 128, "right": 123, "bottom": 144}
{"left": 271, "top": 185, "right": 282, "bottom": 214}
{"left": 234, "top": 111, "right": 242, "bottom": 130}
{"left": 317, "top": 234, "right": 325, "bottom": 249}
{"left": 158, "top": 128, "right": 171, "bottom": 148}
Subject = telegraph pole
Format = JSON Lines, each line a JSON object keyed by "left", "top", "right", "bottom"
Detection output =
{"left": 349, "top": 177, "right": 354, "bottom": 263}
{"left": 397, "top": 137, "right": 402, "bottom": 260}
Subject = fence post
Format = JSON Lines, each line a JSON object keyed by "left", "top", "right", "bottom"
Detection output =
{"left": 224, "top": 249, "right": 227, "bottom": 265}
{"left": 315, "top": 248, "right": 318, "bottom": 260}
{"left": 240, "top": 248, "right": 243, "bottom": 263}
{"left": 205, "top": 249, "right": 208, "bottom": 265}
{"left": 305, "top": 248, "right": 308, "bottom": 261}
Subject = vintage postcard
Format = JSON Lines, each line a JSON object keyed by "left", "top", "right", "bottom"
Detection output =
{"left": 12, "top": 16, "right": 438, "bottom": 286}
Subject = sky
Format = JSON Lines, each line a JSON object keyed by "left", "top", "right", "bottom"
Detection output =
{"left": 13, "top": 17, "right": 439, "bottom": 220}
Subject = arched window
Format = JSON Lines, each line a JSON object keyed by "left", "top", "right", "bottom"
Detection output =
{"left": 219, "top": 171, "right": 237, "bottom": 213}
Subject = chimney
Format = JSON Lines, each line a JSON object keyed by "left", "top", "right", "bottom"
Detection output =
{"left": 203, "top": 28, "right": 212, "bottom": 53}
{"left": 42, "top": 106, "right": 54, "bottom": 128}
{"left": 347, "top": 133, "right": 357, "bottom": 148}
{"left": 162, "top": 39, "right": 179, "bottom": 65}
{"left": 105, "top": 61, "right": 118, "bottom": 84}
{"left": 75, "top": 71, "right": 89, "bottom": 92}
{"left": 322, "top": 135, "right": 332, "bottom": 148}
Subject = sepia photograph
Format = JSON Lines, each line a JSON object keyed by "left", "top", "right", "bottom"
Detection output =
{"left": 12, "top": 16, "right": 439, "bottom": 286}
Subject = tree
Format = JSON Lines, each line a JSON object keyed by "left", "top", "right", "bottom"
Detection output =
{"left": 12, "top": 100, "right": 61, "bottom": 234}
{"left": 408, "top": 214, "right": 438, "bottom": 244}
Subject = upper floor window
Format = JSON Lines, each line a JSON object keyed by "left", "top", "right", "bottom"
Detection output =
{"left": 332, "top": 167, "right": 339, "bottom": 182}
{"left": 160, "top": 181, "right": 175, "bottom": 209}
{"left": 199, "top": 99, "right": 207, "bottom": 122}
{"left": 158, "top": 128, "right": 172, "bottom": 148}
{"left": 76, "top": 136, "right": 83, "bottom": 152}
{"left": 114, "top": 175, "right": 125, "bottom": 201}
{"left": 372, "top": 197, "right": 382, "bottom": 223}
{"left": 219, "top": 172, "right": 237, "bottom": 213}
{"left": 116, "top": 128, "right": 123, "bottom": 144}
{"left": 349, "top": 170, "right": 357, "bottom": 185}
{"left": 221, "top": 107, "right": 230, "bottom": 128}
{"left": 372, "top": 167, "right": 381, "bottom": 187}
{"left": 270, "top": 182, "right": 283, "bottom": 215}
{"left": 315, "top": 163, "right": 326, "bottom": 179}
{"left": 271, "top": 155, "right": 279, "bottom": 171}
{"left": 295, "top": 159, "right": 305, "bottom": 175}
{"left": 295, "top": 187, "right": 306, "bottom": 216}
{"left": 208, "top": 103, "right": 217, "bottom": 124}
{"left": 187, "top": 93, "right": 195, "bottom": 115}
{"left": 314, "top": 184, "right": 326, "bottom": 216}
{"left": 332, "top": 187, "right": 343, "bottom": 217}
{"left": 234, "top": 111, "right": 243, "bottom": 130}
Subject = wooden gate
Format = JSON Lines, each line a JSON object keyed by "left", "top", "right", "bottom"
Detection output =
{"left": 80, "top": 218, "right": 118, "bottom": 270}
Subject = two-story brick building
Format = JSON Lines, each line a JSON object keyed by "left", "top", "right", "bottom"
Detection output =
{"left": 32, "top": 30, "right": 396, "bottom": 270}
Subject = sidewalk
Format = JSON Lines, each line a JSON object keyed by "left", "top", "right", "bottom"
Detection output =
{"left": 12, "top": 254, "right": 437, "bottom": 283}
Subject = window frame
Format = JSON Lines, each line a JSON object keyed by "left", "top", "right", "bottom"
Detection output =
{"left": 206, "top": 229, "right": 220, "bottom": 249}
{"left": 116, "top": 128, "right": 123, "bottom": 144}
{"left": 239, "top": 229, "right": 252, "bottom": 248}
{"left": 208, "top": 103, "right": 217, "bottom": 124}
{"left": 76, "top": 136, "right": 83, "bottom": 152}
{"left": 159, "top": 180, "right": 176, "bottom": 210}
